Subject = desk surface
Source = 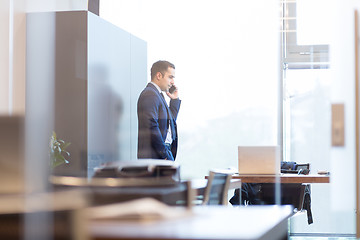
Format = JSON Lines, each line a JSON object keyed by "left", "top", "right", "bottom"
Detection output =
{"left": 89, "top": 205, "right": 293, "bottom": 240}
{"left": 231, "top": 174, "right": 330, "bottom": 183}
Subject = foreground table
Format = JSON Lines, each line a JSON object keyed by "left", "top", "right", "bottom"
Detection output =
{"left": 90, "top": 205, "right": 293, "bottom": 240}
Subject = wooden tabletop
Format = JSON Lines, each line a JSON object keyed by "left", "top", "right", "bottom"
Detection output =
{"left": 231, "top": 174, "right": 330, "bottom": 183}
{"left": 89, "top": 205, "right": 293, "bottom": 240}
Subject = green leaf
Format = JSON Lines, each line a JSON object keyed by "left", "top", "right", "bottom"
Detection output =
{"left": 49, "top": 131, "right": 71, "bottom": 169}
{"left": 62, "top": 142, "right": 71, "bottom": 150}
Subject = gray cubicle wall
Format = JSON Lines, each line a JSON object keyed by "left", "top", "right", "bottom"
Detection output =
{"left": 53, "top": 11, "right": 88, "bottom": 177}
{"left": 87, "top": 12, "right": 147, "bottom": 177}
{"left": 130, "top": 35, "right": 147, "bottom": 161}
{"left": 26, "top": 11, "right": 147, "bottom": 178}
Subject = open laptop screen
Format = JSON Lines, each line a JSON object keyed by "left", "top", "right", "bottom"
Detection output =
{"left": 238, "top": 146, "right": 280, "bottom": 175}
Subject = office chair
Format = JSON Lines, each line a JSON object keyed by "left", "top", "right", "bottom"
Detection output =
{"left": 202, "top": 171, "right": 232, "bottom": 205}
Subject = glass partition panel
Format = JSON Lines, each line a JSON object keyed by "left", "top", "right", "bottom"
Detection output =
{"left": 6, "top": 1, "right": 91, "bottom": 239}
{"left": 283, "top": 68, "right": 340, "bottom": 235}
{"left": 283, "top": 0, "right": 358, "bottom": 237}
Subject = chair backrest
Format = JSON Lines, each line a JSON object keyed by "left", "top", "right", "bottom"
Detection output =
{"left": 203, "top": 171, "right": 232, "bottom": 205}
{"left": 173, "top": 180, "right": 196, "bottom": 209}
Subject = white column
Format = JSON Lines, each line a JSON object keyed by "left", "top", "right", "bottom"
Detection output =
{"left": 0, "top": 0, "right": 10, "bottom": 115}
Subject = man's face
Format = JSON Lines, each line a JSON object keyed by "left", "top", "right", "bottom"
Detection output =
{"left": 158, "top": 67, "right": 175, "bottom": 92}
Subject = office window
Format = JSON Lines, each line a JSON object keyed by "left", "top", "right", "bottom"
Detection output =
{"left": 100, "top": 0, "right": 280, "bottom": 179}
{"left": 283, "top": 68, "right": 331, "bottom": 165}
{"left": 281, "top": 0, "right": 331, "bottom": 167}
{"left": 281, "top": 0, "right": 331, "bottom": 163}
{"left": 281, "top": 0, "right": 329, "bottom": 67}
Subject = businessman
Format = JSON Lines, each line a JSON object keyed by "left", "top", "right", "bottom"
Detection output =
{"left": 137, "top": 60, "right": 181, "bottom": 160}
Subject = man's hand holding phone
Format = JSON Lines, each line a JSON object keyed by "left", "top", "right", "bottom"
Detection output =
{"left": 167, "top": 84, "right": 179, "bottom": 99}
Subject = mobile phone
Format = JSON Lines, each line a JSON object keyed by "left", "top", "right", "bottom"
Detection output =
{"left": 169, "top": 85, "right": 176, "bottom": 94}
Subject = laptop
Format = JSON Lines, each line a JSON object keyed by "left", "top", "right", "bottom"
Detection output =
{"left": 238, "top": 146, "right": 280, "bottom": 175}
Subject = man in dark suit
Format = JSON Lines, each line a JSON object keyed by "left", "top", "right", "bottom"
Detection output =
{"left": 137, "top": 60, "right": 181, "bottom": 160}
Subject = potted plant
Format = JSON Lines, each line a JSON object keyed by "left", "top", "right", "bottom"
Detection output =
{"left": 49, "top": 131, "right": 71, "bottom": 169}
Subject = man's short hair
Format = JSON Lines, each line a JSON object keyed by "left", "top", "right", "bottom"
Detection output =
{"left": 151, "top": 60, "right": 175, "bottom": 80}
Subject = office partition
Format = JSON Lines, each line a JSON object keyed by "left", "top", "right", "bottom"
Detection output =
{"left": 26, "top": 11, "right": 147, "bottom": 178}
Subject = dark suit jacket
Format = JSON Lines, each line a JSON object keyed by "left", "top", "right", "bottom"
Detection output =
{"left": 137, "top": 83, "right": 181, "bottom": 160}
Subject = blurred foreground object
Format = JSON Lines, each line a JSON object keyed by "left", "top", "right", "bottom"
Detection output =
{"left": 0, "top": 190, "right": 89, "bottom": 240}
{"left": 0, "top": 116, "right": 25, "bottom": 194}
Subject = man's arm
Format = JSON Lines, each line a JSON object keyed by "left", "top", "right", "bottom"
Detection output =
{"left": 169, "top": 98, "right": 181, "bottom": 120}
{"left": 166, "top": 84, "right": 181, "bottom": 120}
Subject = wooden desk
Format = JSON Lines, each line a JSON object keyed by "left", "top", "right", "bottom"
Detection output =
{"left": 51, "top": 177, "right": 241, "bottom": 207}
{"left": 89, "top": 205, "right": 293, "bottom": 240}
{"left": 89, "top": 184, "right": 190, "bottom": 206}
{"left": 231, "top": 174, "right": 330, "bottom": 184}
{"left": 51, "top": 176, "right": 207, "bottom": 207}
{"left": 226, "top": 174, "right": 329, "bottom": 223}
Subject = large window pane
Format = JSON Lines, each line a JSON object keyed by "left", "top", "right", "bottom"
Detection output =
{"left": 284, "top": 69, "right": 331, "bottom": 166}
{"left": 297, "top": 0, "right": 331, "bottom": 45}
{"left": 100, "top": 0, "right": 280, "bottom": 179}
